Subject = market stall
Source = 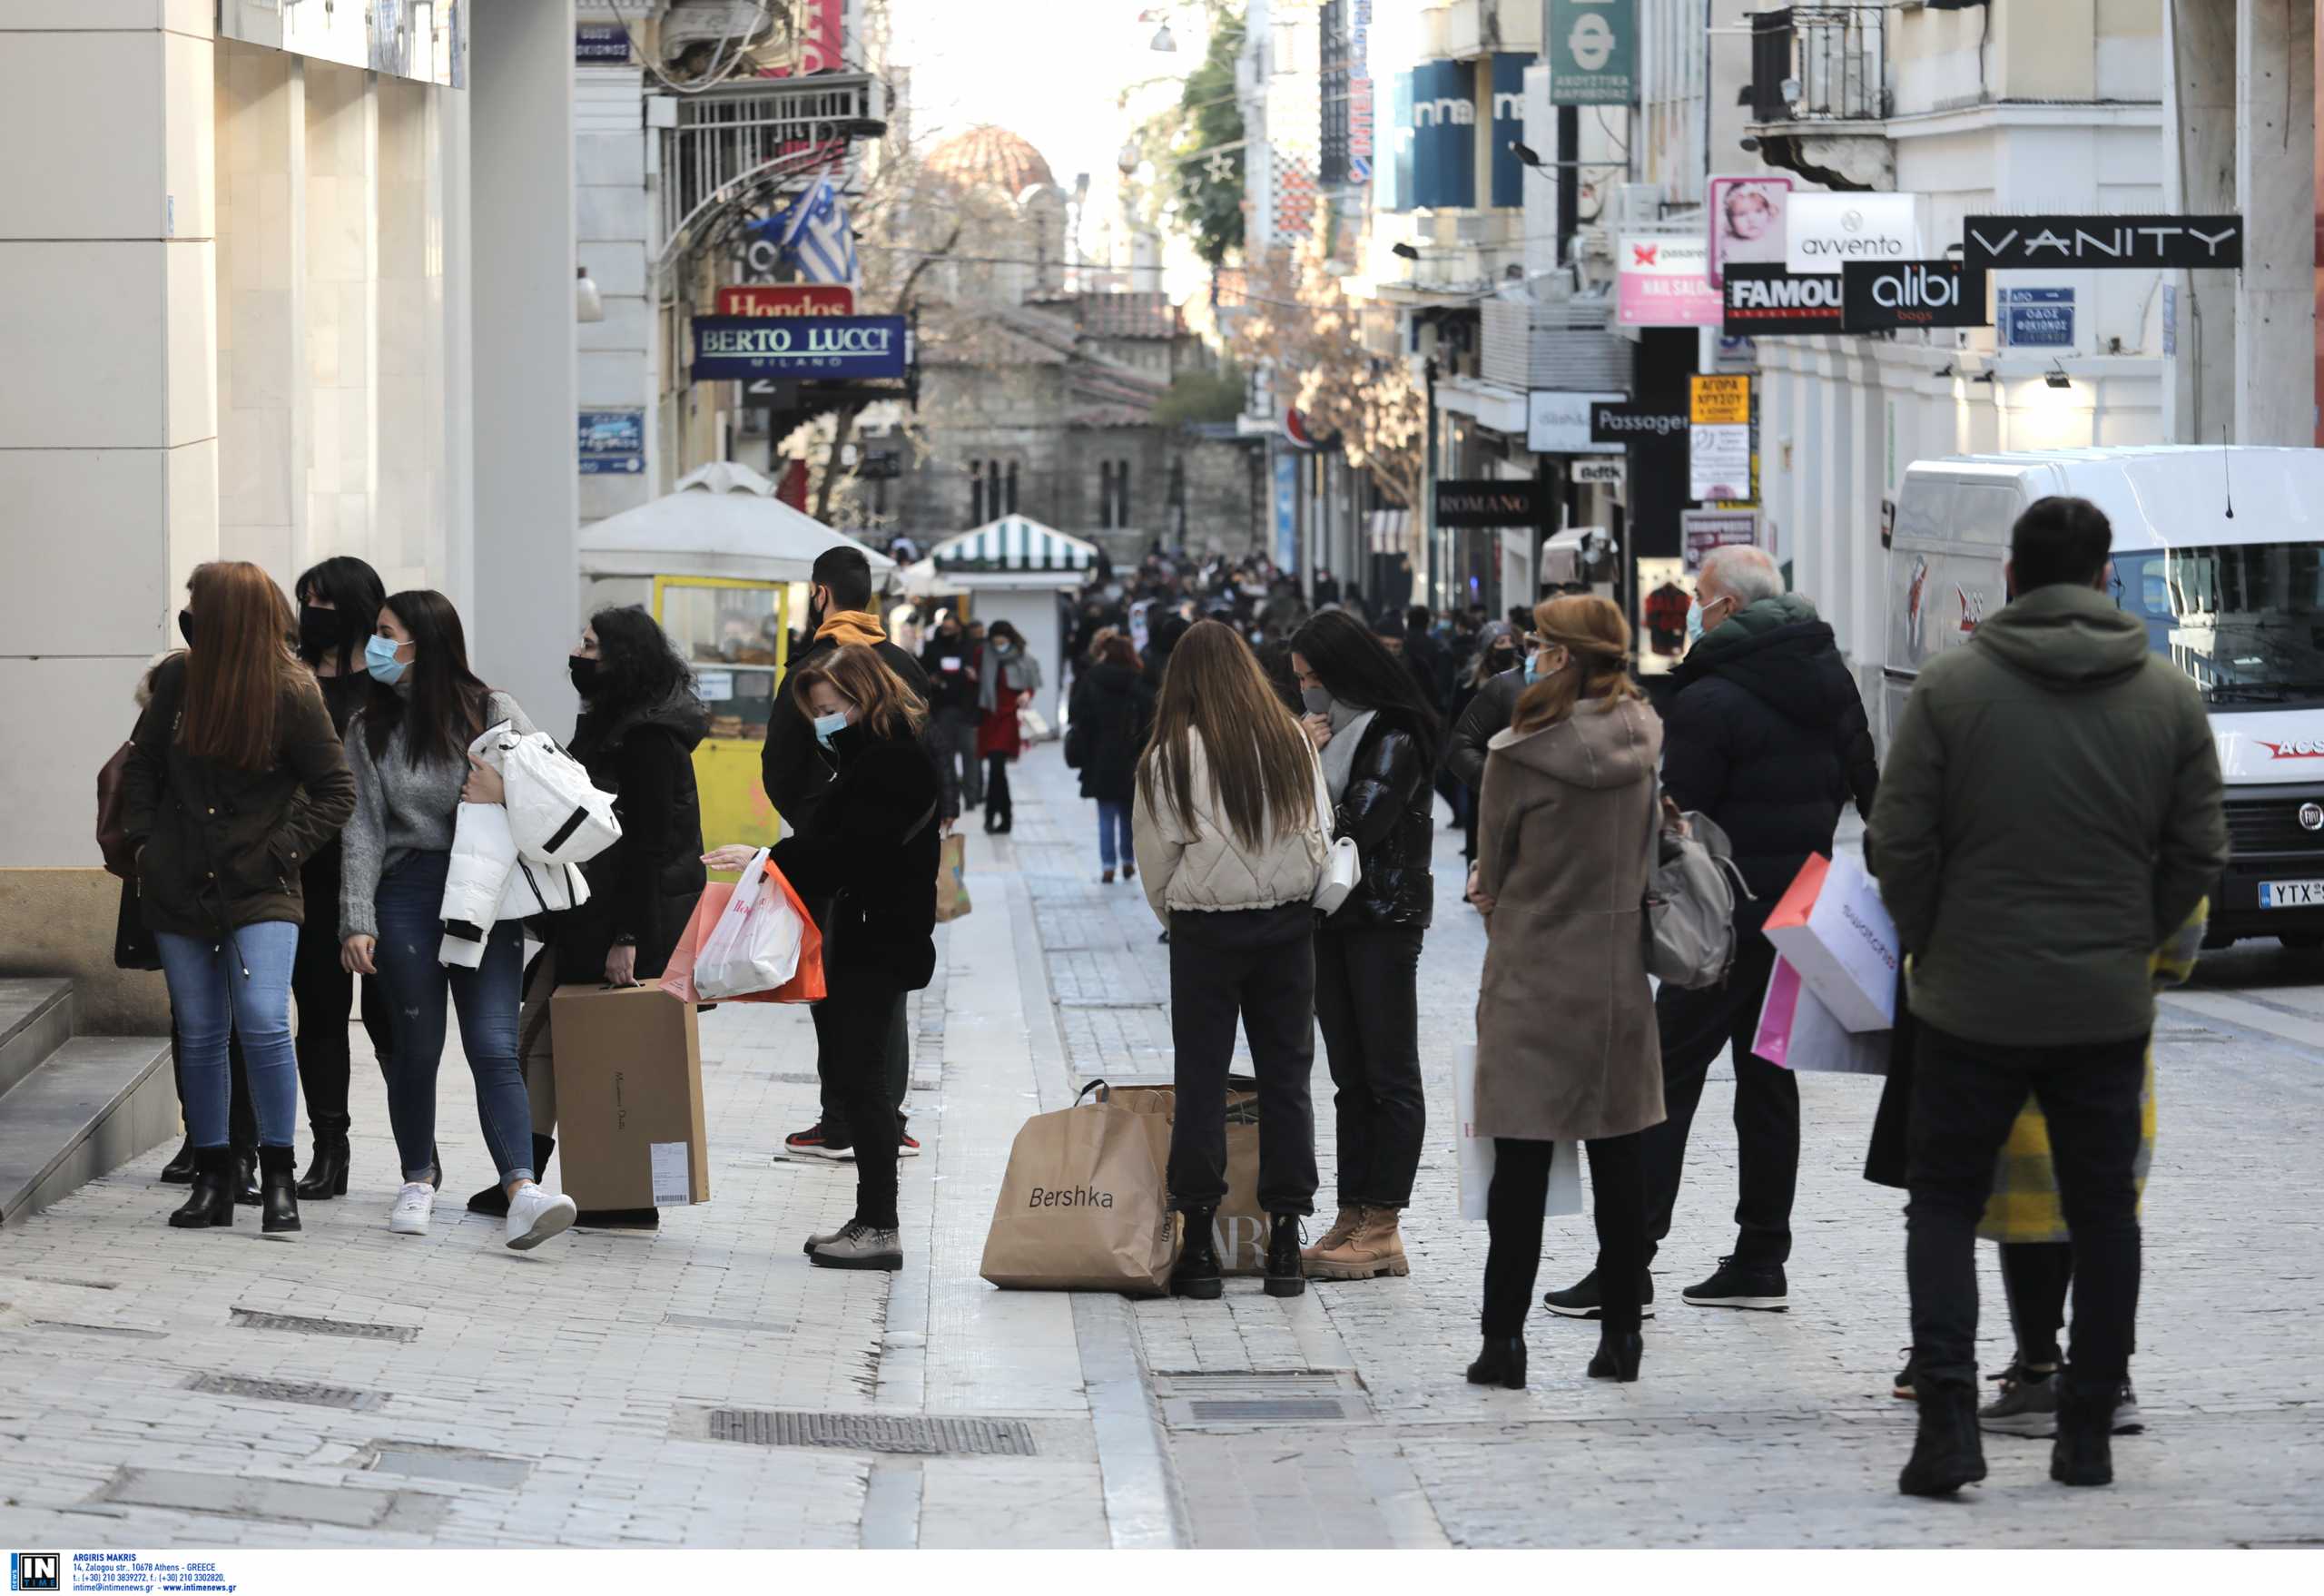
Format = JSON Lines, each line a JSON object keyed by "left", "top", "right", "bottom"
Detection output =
{"left": 926, "top": 515, "right": 1098, "bottom": 717}
{"left": 578, "top": 460, "right": 894, "bottom": 846}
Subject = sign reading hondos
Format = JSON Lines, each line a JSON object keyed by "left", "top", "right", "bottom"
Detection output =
{"left": 1785, "top": 192, "right": 1922, "bottom": 274}
{"left": 1841, "top": 260, "right": 1988, "bottom": 332}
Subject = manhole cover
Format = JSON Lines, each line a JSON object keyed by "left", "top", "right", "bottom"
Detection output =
{"left": 231, "top": 1308, "right": 418, "bottom": 1342}
{"left": 1153, "top": 1370, "right": 1370, "bottom": 1428}
{"left": 186, "top": 1374, "right": 383, "bottom": 1412}
{"left": 362, "top": 1444, "right": 531, "bottom": 1489}
{"left": 701, "top": 1408, "right": 1037, "bottom": 1456}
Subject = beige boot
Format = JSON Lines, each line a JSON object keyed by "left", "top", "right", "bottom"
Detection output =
{"left": 1309, "top": 1207, "right": 1411, "bottom": 1281}
{"left": 1302, "top": 1204, "right": 1364, "bottom": 1265}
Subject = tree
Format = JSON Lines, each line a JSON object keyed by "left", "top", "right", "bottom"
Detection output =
{"left": 1152, "top": 360, "right": 1246, "bottom": 428}
{"left": 1158, "top": 7, "right": 1246, "bottom": 268}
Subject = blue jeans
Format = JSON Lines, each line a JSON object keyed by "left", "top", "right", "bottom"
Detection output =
{"left": 155, "top": 922, "right": 301, "bottom": 1149}
{"left": 372, "top": 851, "right": 535, "bottom": 1186}
{"left": 1097, "top": 799, "right": 1135, "bottom": 872}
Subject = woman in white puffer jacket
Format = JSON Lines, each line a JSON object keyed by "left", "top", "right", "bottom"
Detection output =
{"left": 1131, "top": 620, "right": 1332, "bottom": 1305}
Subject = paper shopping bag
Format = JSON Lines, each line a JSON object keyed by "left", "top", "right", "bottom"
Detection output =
{"left": 693, "top": 847, "right": 803, "bottom": 1000}
{"left": 551, "top": 984, "right": 709, "bottom": 1211}
{"left": 935, "top": 832, "right": 972, "bottom": 923}
{"left": 1109, "top": 1079, "right": 1269, "bottom": 1274}
{"left": 1453, "top": 1046, "right": 1582, "bottom": 1221}
{"left": 980, "top": 1083, "right": 1175, "bottom": 1295}
{"left": 1762, "top": 852, "right": 1901, "bottom": 1032}
{"left": 1754, "top": 954, "right": 1888, "bottom": 1075}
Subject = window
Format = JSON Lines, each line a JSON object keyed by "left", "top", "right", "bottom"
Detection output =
{"left": 1006, "top": 460, "right": 1019, "bottom": 514}
{"left": 1098, "top": 458, "right": 1133, "bottom": 528}
{"left": 970, "top": 458, "right": 1012, "bottom": 523}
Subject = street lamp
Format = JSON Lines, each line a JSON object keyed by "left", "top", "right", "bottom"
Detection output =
{"left": 2044, "top": 360, "right": 2073, "bottom": 390}
{"left": 576, "top": 265, "right": 605, "bottom": 324}
{"left": 1390, "top": 241, "right": 1421, "bottom": 260}
{"left": 1141, "top": 8, "right": 1177, "bottom": 51}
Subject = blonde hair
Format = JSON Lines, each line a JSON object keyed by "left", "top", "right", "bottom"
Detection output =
{"left": 788, "top": 644, "right": 929, "bottom": 739}
{"left": 1511, "top": 595, "right": 1641, "bottom": 734}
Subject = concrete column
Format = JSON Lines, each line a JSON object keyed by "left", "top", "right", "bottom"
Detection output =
{"left": 304, "top": 63, "right": 380, "bottom": 575}
{"left": 2164, "top": 0, "right": 2238, "bottom": 443}
{"left": 378, "top": 75, "right": 452, "bottom": 593}
{"left": 469, "top": 0, "right": 581, "bottom": 725}
{"left": 215, "top": 44, "right": 307, "bottom": 586}
{"left": 2234, "top": 0, "right": 2315, "bottom": 445}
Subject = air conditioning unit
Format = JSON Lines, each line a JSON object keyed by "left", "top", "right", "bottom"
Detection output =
{"left": 658, "top": 1, "right": 779, "bottom": 68}
{"left": 1616, "top": 183, "right": 1662, "bottom": 229}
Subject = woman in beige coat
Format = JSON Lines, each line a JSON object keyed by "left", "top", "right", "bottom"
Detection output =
{"left": 1464, "top": 594, "right": 1667, "bottom": 1388}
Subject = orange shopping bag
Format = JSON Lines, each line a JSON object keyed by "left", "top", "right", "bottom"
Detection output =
{"left": 660, "top": 858, "right": 825, "bottom": 1006}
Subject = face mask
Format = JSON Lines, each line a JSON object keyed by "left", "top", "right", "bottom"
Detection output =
{"left": 178, "top": 608, "right": 195, "bottom": 647}
{"left": 1522, "top": 655, "right": 1540, "bottom": 686}
{"left": 299, "top": 606, "right": 341, "bottom": 658}
{"left": 568, "top": 655, "right": 599, "bottom": 695}
{"left": 812, "top": 709, "right": 851, "bottom": 749}
{"left": 1487, "top": 647, "right": 1516, "bottom": 675}
{"left": 364, "top": 633, "right": 408, "bottom": 686}
{"left": 1300, "top": 685, "right": 1334, "bottom": 718}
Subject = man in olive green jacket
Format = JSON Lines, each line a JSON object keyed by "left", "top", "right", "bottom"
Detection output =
{"left": 1869, "top": 495, "right": 2226, "bottom": 1499}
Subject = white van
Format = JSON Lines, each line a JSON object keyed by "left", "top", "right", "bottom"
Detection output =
{"left": 1884, "top": 446, "right": 2324, "bottom": 947}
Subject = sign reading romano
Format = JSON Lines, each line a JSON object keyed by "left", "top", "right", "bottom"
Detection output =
{"left": 691, "top": 314, "right": 908, "bottom": 381}
{"left": 1962, "top": 214, "right": 2243, "bottom": 271}
{"left": 1434, "top": 478, "right": 1547, "bottom": 528}
{"left": 1841, "top": 260, "right": 1988, "bottom": 332}
{"left": 1722, "top": 263, "right": 1843, "bottom": 335}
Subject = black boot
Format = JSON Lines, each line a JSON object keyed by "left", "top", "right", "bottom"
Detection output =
{"left": 468, "top": 1133, "right": 551, "bottom": 1217}
{"left": 1587, "top": 1326, "right": 1644, "bottom": 1383}
{"left": 167, "top": 1147, "right": 235, "bottom": 1229}
{"left": 1170, "top": 1207, "right": 1224, "bottom": 1300}
{"left": 1264, "top": 1213, "right": 1306, "bottom": 1298}
{"left": 295, "top": 1118, "right": 350, "bottom": 1201}
{"left": 231, "top": 1151, "right": 261, "bottom": 1207}
{"left": 1899, "top": 1379, "right": 1987, "bottom": 1497}
{"left": 1467, "top": 1335, "right": 1526, "bottom": 1388}
{"left": 258, "top": 1146, "right": 301, "bottom": 1236}
{"left": 2050, "top": 1377, "right": 2120, "bottom": 1487}
{"left": 159, "top": 1138, "right": 197, "bottom": 1184}
{"left": 575, "top": 1207, "right": 660, "bottom": 1230}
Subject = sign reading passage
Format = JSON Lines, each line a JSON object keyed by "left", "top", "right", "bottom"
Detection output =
{"left": 716, "top": 283, "right": 856, "bottom": 318}
{"left": 1722, "top": 263, "right": 1844, "bottom": 335}
{"left": 1841, "top": 260, "right": 1988, "bottom": 332}
{"left": 1590, "top": 402, "right": 1689, "bottom": 446}
{"left": 691, "top": 315, "right": 908, "bottom": 381}
{"left": 1690, "top": 374, "right": 1750, "bottom": 426}
{"left": 1549, "top": 0, "right": 1636, "bottom": 106}
{"left": 2000, "top": 286, "right": 2075, "bottom": 349}
{"left": 1786, "top": 192, "right": 1921, "bottom": 274}
{"left": 1435, "top": 478, "right": 1548, "bottom": 528}
{"left": 1963, "top": 214, "right": 2242, "bottom": 271}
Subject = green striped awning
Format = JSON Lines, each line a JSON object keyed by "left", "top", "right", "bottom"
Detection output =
{"left": 931, "top": 515, "right": 1099, "bottom": 574}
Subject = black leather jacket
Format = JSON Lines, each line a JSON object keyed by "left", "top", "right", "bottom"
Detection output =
{"left": 1325, "top": 708, "right": 1434, "bottom": 931}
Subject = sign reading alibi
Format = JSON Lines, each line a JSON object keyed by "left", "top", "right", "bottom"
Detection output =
{"left": 1549, "top": 0, "right": 1636, "bottom": 106}
{"left": 691, "top": 314, "right": 908, "bottom": 381}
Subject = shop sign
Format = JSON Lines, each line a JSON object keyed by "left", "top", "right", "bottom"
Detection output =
{"left": 578, "top": 409, "right": 645, "bottom": 476}
{"left": 1435, "top": 478, "right": 1548, "bottom": 528}
{"left": 1689, "top": 374, "right": 1750, "bottom": 426}
{"left": 1689, "top": 427, "right": 1751, "bottom": 502}
{"left": 1722, "top": 262, "right": 1843, "bottom": 335}
{"left": 1549, "top": 0, "right": 1636, "bottom": 106}
{"left": 1618, "top": 235, "right": 1721, "bottom": 327}
{"left": 1411, "top": 59, "right": 1477, "bottom": 210}
{"left": 1785, "top": 192, "right": 1922, "bottom": 275}
{"left": 717, "top": 284, "right": 856, "bottom": 318}
{"left": 1841, "top": 260, "right": 1988, "bottom": 332}
{"left": 1526, "top": 389, "right": 1629, "bottom": 454}
{"left": 1589, "top": 402, "right": 1689, "bottom": 446}
{"left": 691, "top": 315, "right": 909, "bottom": 381}
{"left": 1682, "top": 509, "right": 1759, "bottom": 575}
{"left": 1708, "top": 174, "right": 1792, "bottom": 288}
{"left": 1571, "top": 458, "right": 1626, "bottom": 488}
{"left": 1962, "top": 214, "right": 2242, "bottom": 271}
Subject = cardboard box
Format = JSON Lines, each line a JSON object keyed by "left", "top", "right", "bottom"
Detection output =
{"left": 550, "top": 984, "right": 710, "bottom": 1210}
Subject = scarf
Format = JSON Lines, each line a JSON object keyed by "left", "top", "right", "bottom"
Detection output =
{"left": 978, "top": 642, "right": 1043, "bottom": 714}
{"left": 815, "top": 609, "right": 887, "bottom": 649}
{"left": 1318, "top": 698, "right": 1376, "bottom": 806}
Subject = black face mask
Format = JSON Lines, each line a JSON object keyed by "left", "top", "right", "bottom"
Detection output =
{"left": 568, "top": 655, "right": 600, "bottom": 696}
{"left": 299, "top": 606, "right": 342, "bottom": 660}
{"left": 178, "top": 608, "right": 195, "bottom": 647}
{"left": 1487, "top": 647, "right": 1516, "bottom": 674}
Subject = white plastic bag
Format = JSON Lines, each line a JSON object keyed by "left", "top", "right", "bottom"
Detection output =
{"left": 692, "top": 847, "right": 805, "bottom": 1000}
{"left": 1310, "top": 756, "right": 1364, "bottom": 912}
{"left": 1453, "top": 1045, "right": 1583, "bottom": 1222}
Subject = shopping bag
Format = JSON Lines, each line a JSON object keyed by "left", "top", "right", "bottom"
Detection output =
{"left": 1453, "top": 1046, "right": 1582, "bottom": 1221}
{"left": 1761, "top": 852, "right": 1901, "bottom": 1032}
{"left": 1108, "top": 1080, "right": 1269, "bottom": 1274}
{"left": 662, "top": 862, "right": 824, "bottom": 1007}
{"left": 1753, "top": 954, "right": 1889, "bottom": 1075}
{"left": 693, "top": 847, "right": 803, "bottom": 1000}
{"left": 980, "top": 1082, "right": 1175, "bottom": 1295}
{"left": 935, "top": 832, "right": 972, "bottom": 922}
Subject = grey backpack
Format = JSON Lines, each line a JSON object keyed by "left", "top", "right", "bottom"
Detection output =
{"left": 1642, "top": 792, "right": 1751, "bottom": 990}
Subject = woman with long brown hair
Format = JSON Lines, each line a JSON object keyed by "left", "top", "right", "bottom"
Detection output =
{"left": 122, "top": 561, "right": 357, "bottom": 1235}
{"left": 1464, "top": 595, "right": 1667, "bottom": 1387}
{"left": 1131, "top": 620, "right": 1333, "bottom": 1301}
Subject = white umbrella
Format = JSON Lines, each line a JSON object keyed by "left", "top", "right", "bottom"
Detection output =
{"left": 579, "top": 461, "right": 896, "bottom": 585}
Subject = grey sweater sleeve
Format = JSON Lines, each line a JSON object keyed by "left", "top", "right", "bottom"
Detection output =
{"left": 486, "top": 692, "right": 538, "bottom": 739}
{"left": 340, "top": 725, "right": 388, "bottom": 941}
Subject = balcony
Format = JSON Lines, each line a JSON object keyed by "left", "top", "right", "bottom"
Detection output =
{"left": 1479, "top": 294, "right": 1626, "bottom": 395}
{"left": 1744, "top": 7, "right": 1895, "bottom": 190}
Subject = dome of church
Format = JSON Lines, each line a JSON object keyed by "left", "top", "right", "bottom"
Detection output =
{"left": 925, "top": 125, "right": 1058, "bottom": 196}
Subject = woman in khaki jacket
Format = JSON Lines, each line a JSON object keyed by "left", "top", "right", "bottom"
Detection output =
{"left": 1464, "top": 595, "right": 1666, "bottom": 1387}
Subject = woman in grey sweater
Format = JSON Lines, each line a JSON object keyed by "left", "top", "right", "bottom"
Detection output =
{"left": 340, "top": 590, "right": 577, "bottom": 1252}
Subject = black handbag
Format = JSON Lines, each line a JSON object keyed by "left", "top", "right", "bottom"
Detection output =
{"left": 113, "top": 876, "right": 162, "bottom": 971}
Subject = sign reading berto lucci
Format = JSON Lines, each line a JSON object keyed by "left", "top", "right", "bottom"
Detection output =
{"left": 691, "top": 314, "right": 908, "bottom": 381}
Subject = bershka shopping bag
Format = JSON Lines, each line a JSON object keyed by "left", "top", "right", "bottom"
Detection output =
{"left": 1761, "top": 852, "right": 1901, "bottom": 1032}
{"left": 692, "top": 847, "right": 803, "bottom": 1000}
{"left": 1752, "top": 954, "right": 1889, "bottom": 1075}
{"left": 1453, "top": 1046, "right": 1582, "bottom": 1221}
{"left": 980, "top": 1082, "right": 1175, "bottom": 1295}
{"left": 1111, "top": 1080, "right": 1270, "bottom": 1274}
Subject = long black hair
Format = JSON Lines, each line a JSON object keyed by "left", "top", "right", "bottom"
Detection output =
{"left": 294, "top": 555, "right": 387, "bottom": 675}
{"left": 586, "top": 605, "right": 695, "bottom": 718}
{"left": 1289, "top": 607, "right": 1443, "bottom": 769}
{"left": 362, "top": 589, "right": 492, "bottom": 767}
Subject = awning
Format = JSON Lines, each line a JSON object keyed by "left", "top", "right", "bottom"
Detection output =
{"left": 931, "top": 515, "right": 1099, "bottom": 576}
{"left": 579, "top": 461, "right": 895, "bottom": 586}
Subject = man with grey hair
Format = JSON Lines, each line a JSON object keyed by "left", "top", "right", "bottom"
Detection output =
{"left": 1543, "top": 544, "right": 1879, "bottom": 1320}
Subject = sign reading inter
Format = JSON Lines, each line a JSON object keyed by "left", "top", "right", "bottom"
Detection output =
{"left": 691, "top": 314, "right": 908, "bottom": 381}
{"left": 1962, "top": 214, "right": 2243, "bottom": 271}
{"left": 1434, "top": 478, "right": 1548, "bottom": 527}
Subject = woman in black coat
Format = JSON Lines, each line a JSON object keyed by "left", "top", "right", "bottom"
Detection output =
{"left": 468, "top": 605, "right": 708, "bottom": 1228}
{"left": 1067, "top": 632, "right": 1157, "bottom": 883}
{"left": 708, "top": 645, "right": 940, "bottom": 1272}
{"left": 1288, "top": 609, "right": 1443, "bottom": 1283}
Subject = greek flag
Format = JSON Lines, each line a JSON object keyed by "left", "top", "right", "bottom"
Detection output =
{"left": 773, "top": 177, "right": 858, "bottom": 286}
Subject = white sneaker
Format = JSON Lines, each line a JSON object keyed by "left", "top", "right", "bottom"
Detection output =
{"left": 389, "top": 1182, "right": 436, "bottom": 1236}
{"left": 505, "top": 1184, "right": 577, "bottom": 1252}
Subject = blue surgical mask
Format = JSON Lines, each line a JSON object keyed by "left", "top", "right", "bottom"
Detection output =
{"left": 1686, "top": 601, "right": 1706, "bottom": 647}
{"left": 364, "top": 633, "right": 408, "bottom": 685}
{"left": 812, "top": 709, "right": 851, "bottom": 749}
{"left": 1522, "top": 654, "right": 1541, "bottom": 686}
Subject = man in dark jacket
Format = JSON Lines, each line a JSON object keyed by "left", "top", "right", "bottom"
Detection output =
{"left": 1544, "top": 546, "right": 1877, "bottom": 1323}
{"left": 919, "top": 609, "right": 982, "bottom": 813}
{"left": 1871, "top": 497, "right": 2225, "bottom": 1497}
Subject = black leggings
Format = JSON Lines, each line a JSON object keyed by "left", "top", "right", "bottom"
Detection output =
{"left": 1483, "top": 1133, "right": 1648, "bottom": 1337}
{"left": 823, "top": 973, "right": 905, "bottom": 1229}
{"left": 985, "top": 754, "right": 1013, "bottom": 819}
{"left": 290, "top": 902, "right": 390, "bottom": 1138}
{"left": 2000, "top": 1239, "right": 2075, "bottom": 1367}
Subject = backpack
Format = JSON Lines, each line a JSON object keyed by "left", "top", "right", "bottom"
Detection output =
{"left": 1641, "top": 790, "right": 1752, "bottom": 990}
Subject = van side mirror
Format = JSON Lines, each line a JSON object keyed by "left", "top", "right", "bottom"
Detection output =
{"left": 1880, "top": 498, "right": 1896, "bottom": 551}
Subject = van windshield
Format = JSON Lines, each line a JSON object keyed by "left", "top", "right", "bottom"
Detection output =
{"left": 2114, "top": 545, "right": 2324, "bottom": 709}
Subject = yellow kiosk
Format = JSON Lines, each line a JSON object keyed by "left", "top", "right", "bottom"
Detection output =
{"left": 577, "top": 461, "right": 895, "bottom": 847}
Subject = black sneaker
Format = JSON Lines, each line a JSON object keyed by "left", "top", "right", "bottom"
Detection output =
{"left": 1541, "top": 1268, "right": 1657, "bottom": 1321}
{"left": 2112, "top": 1381, "right": 2145, "bottom": 1436}
{"left": 783, "top": 1122, "right": 855, "bottom": 1162}
{"left": 1979, "top": 1362, "right": 2061, "bottom": 1436}
{"left": 1894, "top": 1347, "right": 1919, "bottom": 1400}
{"left": 1681, "top": 1256, "right": 1787, "bottom": 1311}
{"left": 1900, "top": 1380, "right": 1987, "bottom": 1498}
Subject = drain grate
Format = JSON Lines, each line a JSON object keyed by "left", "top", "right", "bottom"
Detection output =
{"left": 231, "top": 1308, "right": 418, "bottom": 1342}
{"left": 1153, "top": 1370, "right": 1371, "bottom": 1428}
{"left": 702, "top": 1408, "right": 1037, "bottom": 1456}
{"left": 186, "top": 1374, "right": 384, "bottom": 1411}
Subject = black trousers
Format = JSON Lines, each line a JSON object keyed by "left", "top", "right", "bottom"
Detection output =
{"left": 822, "top": 971, "right": 906, "bottom": 1229}
{"left": 1639, "top": 936, "right": 1797, "bottom": 1267}
{"left": 1907, "top": 1024, "right": 2145, "bottom": 1391}
{"left": 985, "top": 754, "right": 1014, "bottom": 821}
{"left": 290, "top": 848, "right": 389, "bottom": 1138}
{"left": 1314, "top": 924, "right": 1426, "bottom": 1210}
{"left": 2001, "top": 1240, "right": 2075, "bottom": 1367}
{"left": 171, "top": 1020, "right": 254, "bottom": 1153}
{"left": 1166, "top": 906, "right": 1318, "bottom": 1217}
{"left": 1483, "top": 1134, "right": 1647, "bottom": 1337}
{"left": 812, "top": 989, "right": 909, "bottom": 1141}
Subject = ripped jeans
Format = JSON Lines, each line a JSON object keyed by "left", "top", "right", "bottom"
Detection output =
{"left": 370, "top": 850, "right": 536, "bottom": 1186}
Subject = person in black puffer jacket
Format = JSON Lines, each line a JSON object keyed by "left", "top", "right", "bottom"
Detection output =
{"left": 1067, "top": 633, "right": 1157, "bottom": 884}
{"left": 1288, "top": 609, "right": 1443, "bottom": 1284}
{"left": 1544, "top": 546, "right": 1877, "bottom": 1322}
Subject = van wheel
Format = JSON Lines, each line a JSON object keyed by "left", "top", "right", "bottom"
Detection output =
{"left": 2280, "top": 931, "right": 2324, "bottom": 950}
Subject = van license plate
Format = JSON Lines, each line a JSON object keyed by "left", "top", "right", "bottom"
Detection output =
{"left": 2260, "top": 880, "right": 2324, "bottom": 909}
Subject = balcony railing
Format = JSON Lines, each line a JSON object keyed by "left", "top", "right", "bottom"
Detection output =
{"left": 1748, "top": 6, "right": 1888, "bottom": 123}
{"left": 1479, "top": 294, "right": 1626, "bottom": 394}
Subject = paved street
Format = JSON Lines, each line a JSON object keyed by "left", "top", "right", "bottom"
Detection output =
{"left": 4, "top": 742, "right": 2322, "bottom": 1550}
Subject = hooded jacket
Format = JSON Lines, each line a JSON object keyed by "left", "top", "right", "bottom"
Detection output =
{"left": 1868, "top": 581, "right": 2228, "bottom": 1048}
{"left": 1663, "top": 594, "right": 1880, "bottom": 929}
{"left": 1066, "top": 661, "right": 1156, "bottom": 804}
{"left": 1472, "top": 695, "right": 1667, "bottom": 1143}
{"left": 555, "top": 687, "right": 711, "bottom": 980}
{"left": 1323, "top": 705, "right": 1435, "bottom": 930}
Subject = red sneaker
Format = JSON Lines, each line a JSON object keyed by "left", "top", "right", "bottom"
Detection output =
{"left": 783, "top": 1122, "right": 855, "bottom": 1162}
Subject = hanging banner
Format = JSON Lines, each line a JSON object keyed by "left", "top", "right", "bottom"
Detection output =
{"left": 1722, "top": 263, "right": 1845, "bottom": 335}
{"left": 1786, "top": 192, "right": 1922, "bottom": 274}
{"left": 1841, "top": 260, "right": 1989, "bottom": 332}
{"left": 1489, "top": 54, "right": 1533, "bottom": 209}
{"left": 1273, "top": 453, "right": 1299, "bottom": 573}
{"left": 1682, "top": 509, "right": 1760, "bottom": 576}
{"left": 1689, "top": 374, "right": 1750, "bottom": 426}
{"left": 1349, "top": 0, "right": 1374, "bottom": 172}
{"left": 1962, "top": 214, "right": 2243, "bottom": 271}
{"left": 1410, "top": 59, "right": 1477, "bottom": 211}
{"left": 1548, "top": 0, "right": 1636, "bottom": 106}
{"left": 717, "top": 284, "right": 857, "bottom": 318}
{"left": 1618, "top": 236, "right": 1721, "bottom": 327}
{"left": 1435, "top": 478, "right": 1549, "bottom": 528}
{"left": 1689, "top": 427, "right": 1752, "bottom": 502}
{"left": 1708, "top": 174, "right": 1793, "bottom": 288}
{"left": 1527, "top": 389, "right": 1630, "bottom": 454}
